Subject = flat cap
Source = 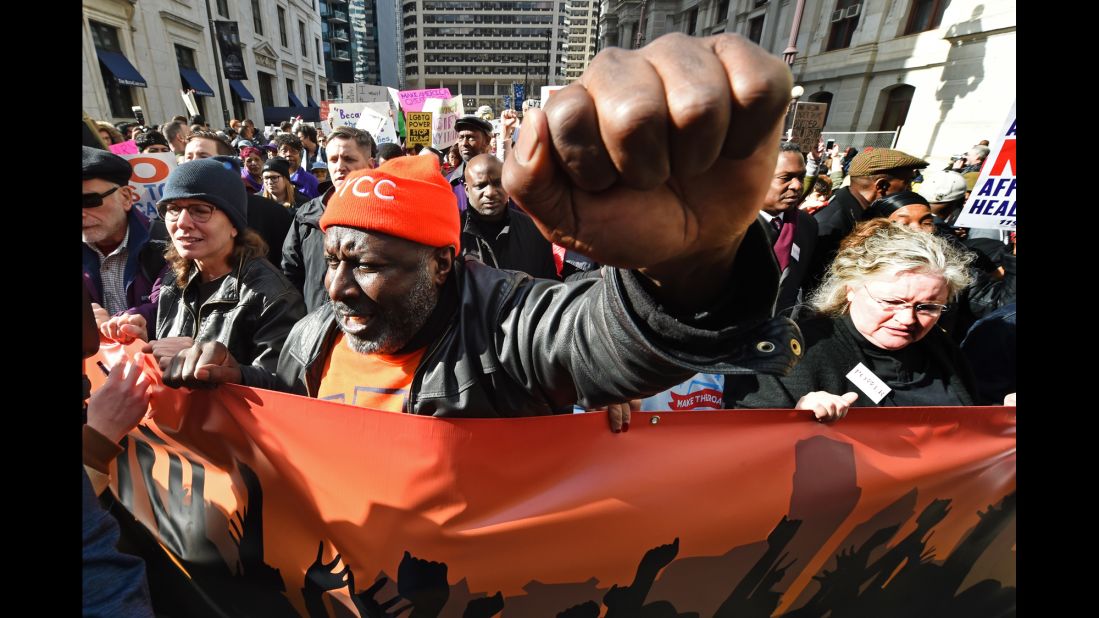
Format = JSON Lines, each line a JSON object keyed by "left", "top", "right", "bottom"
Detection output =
{"left": 454, "top": 115, "right": 493, "bottom": 135}
{"left": 82, "top": 146, "right": 133, "bottom": 187}
{"left": 848, "top": 148, "right": 929, "bottom": 177}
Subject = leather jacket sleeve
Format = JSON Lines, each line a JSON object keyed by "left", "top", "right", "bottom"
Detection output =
{"left": 237, "top": 285, "right": 307, "bottom": 385}
{"left": 492, "top": 223, "right": 803, "bottom": 410}
{"left": 281, "top": 219, "right": 307, "bottom": 293}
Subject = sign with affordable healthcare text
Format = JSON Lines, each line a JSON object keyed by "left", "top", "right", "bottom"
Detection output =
{"left": 954, "top": 102, "right": 1016, "bottom": 231}
{"left": 121, "top": 152, "right": 177, "bottom": 221}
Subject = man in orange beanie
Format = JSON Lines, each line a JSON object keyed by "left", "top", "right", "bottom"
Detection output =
{"left": 157, "top": 33, "right": 803, "bottom": 431}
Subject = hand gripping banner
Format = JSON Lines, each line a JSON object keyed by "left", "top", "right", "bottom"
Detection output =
{"left": 88, "top": 343, "right": 1016, "bottom": 617}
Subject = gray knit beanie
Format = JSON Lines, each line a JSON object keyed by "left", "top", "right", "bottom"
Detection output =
{"left": 158, "top": 156, "right": 248, "bottom": 232}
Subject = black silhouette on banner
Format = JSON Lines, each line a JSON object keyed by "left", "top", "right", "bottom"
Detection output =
{"left": 108, "top": 434, "right": 1015, "bottom": 617}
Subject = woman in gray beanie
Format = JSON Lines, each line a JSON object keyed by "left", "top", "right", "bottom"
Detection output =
{"left": 100, "top": 156, "right": 306, "bottom": 382}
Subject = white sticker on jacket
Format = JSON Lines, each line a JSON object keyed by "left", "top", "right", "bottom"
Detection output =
{"left": 845, "top": 362, "right": 891, "bottom": 403}
{"left": 791, "top": 243, "right": 801, "bottom": 261}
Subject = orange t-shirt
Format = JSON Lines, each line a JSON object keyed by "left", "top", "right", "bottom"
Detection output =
{"left": 316, "top": 333, "right": 426, "bottom": 412}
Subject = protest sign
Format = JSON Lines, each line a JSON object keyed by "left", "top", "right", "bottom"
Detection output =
{"left": 355, "top": 106, "right": 399, "bottom": 145}
{"left": 119, "top": 152, "right": 177, "bottom": 221}
{"left": 954, "top": 102, "right": 1017, "bottom": 231}
{"left": 405, "top": 112, "right": 432, "bottom": 149}
{"left": 109, "top": 140, "right": 139, "bottom": 155}
{"left": 90, "top": 341, "right": 1016, "bottom": 618}
{"left": 398, "top": 88, "right": 453, "bottom": 113}
{"left": 790, "top": 102, "right": 828, "bottom": 153}
{"left": 541, "top": 85, "right": 565, "bottom": 103}
{"left": 422, "top": 95, "right": 463, "bottom": 150}
{"left": 325, "top": 102, "right": 369, "bottom": 133}
{"left": 491, "top": 118, "right": 504, "bottom": 159}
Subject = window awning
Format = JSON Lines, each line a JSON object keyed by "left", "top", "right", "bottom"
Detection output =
{"left": 307, "top": 95, "right": 320, "bottom": 107}
{"left": 96, "top": 50, "right": 147, "bottom": 88}
{"left": 229, "top": 79, "right": 255, "bottom": 103}
{"left": 288, "top": 91, "right": 305, "bottom": 107}
{"left": 179, "top": 68, "right": 215, "bottom": 97}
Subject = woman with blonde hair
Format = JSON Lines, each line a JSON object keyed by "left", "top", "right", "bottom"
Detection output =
{"left": 727, "top": 222, "right": 982, "bottom": 419}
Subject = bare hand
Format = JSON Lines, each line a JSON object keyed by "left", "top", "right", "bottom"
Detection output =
{"left": 99, "top": 313, "right": 149, "bottom": 345}
{"left": 589, "top": 400, "right": 641, "bottom": 433}
{"left": 796, "top": 391, "right": 859, "bottom": 422}
{"left": 90, "top": 303, "right": 111, "bottom": 328}
{"left": 162, "top": 341, "right": 243, "bottom": 389}
{"left": 501, "top": 108, "right": 519, "bottom": 137}
{"left": 87, "top": 355, "right": 154, "bottom": 443}
{"left": 1003, "top": 393, "right": 1016, "bottom": 406}
{"left": 503, "top": 33, "right": 791, "bottom": 278}
{"left": 144, "top": 336, "right": 196, "bottom": 371}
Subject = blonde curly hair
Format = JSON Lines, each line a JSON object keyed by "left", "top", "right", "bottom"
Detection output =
{"left": 809, "top": 220, "right": 974, "bottom": 317}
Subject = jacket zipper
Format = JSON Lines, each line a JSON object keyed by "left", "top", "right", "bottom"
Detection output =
{"left": 405, "top": 322, "right": 453, "bottom": 414}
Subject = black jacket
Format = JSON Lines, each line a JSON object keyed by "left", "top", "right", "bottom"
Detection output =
{"left": 246, "top": 193, "right": 293, "bottom": 271}
{"left": 461, "top": 206, "right": 560, "bottom": 281}
{"left": 759, "top": 210, "right": 818, "bottom": 318}
{"left": 805, "top": 187, "right": 868, "bottom": 294}
{"left": 727, "top": 314, "right": 976, "bottom": 409}
{"left": 280, "top": 188, "right": 332, "bottom": 313}
{"left": 244, "top": 223, "right": 804, "bottom": 417}
{"left": 156, "top": 257, "right": 306, "bottom": 385}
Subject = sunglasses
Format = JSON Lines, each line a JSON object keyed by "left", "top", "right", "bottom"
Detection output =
{"left": 83, "top": 186, "right": 121, "bottom": 208}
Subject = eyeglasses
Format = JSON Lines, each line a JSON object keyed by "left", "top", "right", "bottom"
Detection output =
{"left": 158, "top": 202, "right": 216, "bottom": 223}
{"left": 83, "top": 186, "right": 121, "bottom": 208}
{"left": 863, "top": 286, "right": 949, "bottom": 317}
{"left": 262, "top": 175, "right": 284, "bottom": 183}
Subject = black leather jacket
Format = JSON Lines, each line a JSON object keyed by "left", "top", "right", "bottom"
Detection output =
{"left": 243, "top": 223, "right": 804, "bottom": 417}
{"left": 280, "top": 189, "right": 331, "bottom": 314}
{"left": 156, "top": 256, "right": 306, "bottom": 385}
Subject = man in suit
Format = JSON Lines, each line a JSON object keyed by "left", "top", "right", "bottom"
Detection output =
{"left": 760, "top": 142, "right": 818, "bottom": 317}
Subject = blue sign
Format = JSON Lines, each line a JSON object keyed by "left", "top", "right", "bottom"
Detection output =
{"left": 513, "top": 84, "right": 525, "bottom": 111}
{"left": 503, "top": 94, "right": 512, "bottom": 110}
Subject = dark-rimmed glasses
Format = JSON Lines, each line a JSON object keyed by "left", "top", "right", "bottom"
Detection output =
{"left": 83, "top": 186, "right": 121, "bottom": 208}
{"left": 158, "top": 202, "right": 216, "bottom": 223}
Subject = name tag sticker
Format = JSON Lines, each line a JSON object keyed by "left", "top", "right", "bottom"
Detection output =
{"left": 845, "top": 362, "right": 891, "bottom": 403}
{"left": 791, "top": 243, "right": 801, "bottom": 261}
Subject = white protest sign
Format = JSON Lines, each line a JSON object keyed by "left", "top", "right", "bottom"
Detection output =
{"left": 326, "top": 102, "right": 369, "bottom": 133}
{"left": 355, "top": 106, "right": 399, "bottom": 145}
{"left": 491, "top": 119, "right": 504, "bottom": 160}
{"left": 790, "top": 102, "right": 828, "bottom": 153}
{"left": 121, "top": 152, "right": 178, "bottom": 221}
{"left": 954, "top": 102, "right": 1017, "bottom": 231}
{"left": 181, "top": 90, "right": 199, "bottom": 117}
{"left": 422, "top": 95, "right": 464, "bottom": 150}
{"left": 541, "top": 85, "right": 565, "bottom": 103}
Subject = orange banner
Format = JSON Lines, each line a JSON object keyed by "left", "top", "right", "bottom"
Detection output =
{"left": 89, "top": 343, "right": 1016, "bottom": 617}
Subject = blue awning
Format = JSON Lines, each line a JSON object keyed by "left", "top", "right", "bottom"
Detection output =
{"left": 179, "top": 68, "right": 215, "bottom": 97}
{"left": 229, "top": 79, "right": 255, "bottom": 103}
{"left": 287, "top": 91, "right": 304, "bottom": 107}
{"left": 96, "top": 50, "right": 147, "bottom": 88}
{"left": 307, "top": 95, "right": 320, "bottom": 107}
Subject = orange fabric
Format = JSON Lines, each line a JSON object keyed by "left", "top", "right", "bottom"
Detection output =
{"left": 316, "top": 332, "right": 424, "bottom": 412}
{"left": 88, "top": 343, "right": 1016, "bottom": 617}
{"left": 319, "top": 155, "right": 461, "bottom": 252}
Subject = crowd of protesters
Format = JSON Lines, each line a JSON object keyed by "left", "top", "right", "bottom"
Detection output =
{"left": 83, "top": 33, "right": 1015, "bottom": 615}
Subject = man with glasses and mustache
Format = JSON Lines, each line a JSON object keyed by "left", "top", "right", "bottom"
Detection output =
{"left": 82, "top": 146, "right": 169, "bottom": 325}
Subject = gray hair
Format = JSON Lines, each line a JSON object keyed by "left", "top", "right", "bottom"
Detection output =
{"left": 969, "top": 145, "right": 991, "bottom": 161}
{"left": 809, "top": 221, "right": 975, "bottom": 316}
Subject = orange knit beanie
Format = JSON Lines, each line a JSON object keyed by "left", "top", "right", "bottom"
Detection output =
{"left": 319, "top": 155, "right": 460, "bottom": 252}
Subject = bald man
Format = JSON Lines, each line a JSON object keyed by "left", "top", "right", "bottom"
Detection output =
{"left": 460, "top": 153, "right": 559, "bottom": 280}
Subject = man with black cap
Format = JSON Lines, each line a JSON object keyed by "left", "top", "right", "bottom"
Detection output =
{"left": 448, "top": 115, "right": 494, "bottom": 212}
{"left": 805, "top": 147, "right": 930, "bottom": 293}
{"left": 154, "top": 32, "right": 805, "bottom": 433}
{"left": 82, "top": 146, "right": 169, "bottom": 326}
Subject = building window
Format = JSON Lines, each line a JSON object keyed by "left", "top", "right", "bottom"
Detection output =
{"left": 748, "top": 16, "right": 764, "bottom": 44}
{"left": 878, "top": 85, "right": 914, "bottom": 131}
{"left": 287, "top": 78, "right": 296, "bottom": 105}
{"left": 299, "top": 21, "right": 308, "bottom": 56}
{"left": 306, "top": 84, "right": 313, "bottom": 104}
{"left": 905, "top": 0, "right": 950, "bottom": 35}
{"left": 216, "top": 0, "right": 229, "bottom": 18}
{"left": 826, "top": 0, "right": 861, "bottom": 51}
{"left": 90, "top": 20, "right": 135, "bottom": 118}
{"left": 278, "top": 7, "right": 288, "bottom": 48}
{"left": 258, "top": 71, "right": 275, "bottom": 108}
{"left": 686, "top": 7, "right": 699, "bottom": 35}
{"left": 251, "top": 0, "right": 263, "bottom": 35}
{"left": 316, "top": 38, "right": 322, "bottom": 63}
{"left": 718, "top": 0, "right": 730, "bottom": 22}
